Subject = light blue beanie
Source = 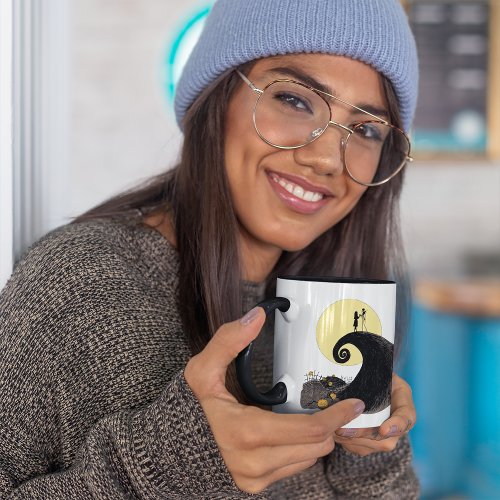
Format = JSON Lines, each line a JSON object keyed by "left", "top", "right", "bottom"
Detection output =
{"left": 174, "top": 0, "right": 418, "bottom": 132}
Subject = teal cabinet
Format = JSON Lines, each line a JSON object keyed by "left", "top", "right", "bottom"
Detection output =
{"left": 465, "top": 318, "right": 500, "bottom": 499}
{"left": 402, "top": 304, "right": 500, "bottom": 499}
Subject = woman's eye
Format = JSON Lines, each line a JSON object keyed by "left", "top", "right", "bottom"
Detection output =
{"left": 274, "top": 92, "right": 313, "bottom": 113}
{"left": 354, "top": 123, "right": 383, "bottom": 141}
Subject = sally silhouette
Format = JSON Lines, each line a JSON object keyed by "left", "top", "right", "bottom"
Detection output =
{"left": 353, "top": 311, "right": 360, "bottom": 332}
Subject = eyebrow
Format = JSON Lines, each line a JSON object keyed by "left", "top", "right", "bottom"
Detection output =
{"left": 265, "top": 65, "right": 390, "bottom": 119}
{"left": 267, "top": 66, "right": 334, "bottom": 95}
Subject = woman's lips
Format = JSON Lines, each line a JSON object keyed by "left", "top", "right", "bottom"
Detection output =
{"left": 267, "top": 171, "right": 331, "bottom": 214}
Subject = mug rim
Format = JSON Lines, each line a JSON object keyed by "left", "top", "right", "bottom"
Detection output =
{"left": 278, "top": 276, "right": 396, "bottom": 285}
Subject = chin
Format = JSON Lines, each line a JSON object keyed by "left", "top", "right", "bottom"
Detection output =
{"left": 274, "top": 234, "right": 320, "bottom": 253}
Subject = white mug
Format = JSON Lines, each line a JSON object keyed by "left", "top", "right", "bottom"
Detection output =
{"left": 236, "top": 276, "right": 396, "bottom": 428}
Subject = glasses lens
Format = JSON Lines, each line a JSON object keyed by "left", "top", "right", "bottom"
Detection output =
{"left": 254, "top": 81, "right": 330, "bottom": 147}
{"left": 344, "top": 122, "right": 410, "bottom": 185}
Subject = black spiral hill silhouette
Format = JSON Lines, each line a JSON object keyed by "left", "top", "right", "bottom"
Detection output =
{"left": 332, "top": 331, "right": 393, "bottom": 413}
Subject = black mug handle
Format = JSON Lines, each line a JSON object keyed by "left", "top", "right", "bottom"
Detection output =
{"left": 236, "top": 297, "right": 291, "bottom": 406}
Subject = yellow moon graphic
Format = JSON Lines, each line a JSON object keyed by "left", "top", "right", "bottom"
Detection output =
{"left": 316, "top": 299, "right": 382, "bottom": 365}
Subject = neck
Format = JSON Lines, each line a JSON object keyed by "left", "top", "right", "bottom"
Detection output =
{"left": 239, "top": 229, "right": 282, "bottom": 283}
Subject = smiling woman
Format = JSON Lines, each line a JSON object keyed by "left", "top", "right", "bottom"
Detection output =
{"left": 224, "top": 55, "right": 406, "bottom": 277}
{"left": 0, "top": 0, "right": 420, "bottom": 498}
{"left": 226, "top": 59, "right": 363, "bottom": 271}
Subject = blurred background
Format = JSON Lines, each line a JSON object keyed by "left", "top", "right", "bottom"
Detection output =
{"left": 0, "top": 0, "right": 499, "bottom": 498}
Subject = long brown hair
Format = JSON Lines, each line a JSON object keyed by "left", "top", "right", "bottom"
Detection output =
{"left": 75, "top": 62, "right": 410, "bottom": 400}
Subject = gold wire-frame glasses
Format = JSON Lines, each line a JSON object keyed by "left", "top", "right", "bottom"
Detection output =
{"left": 236, "top": 70, "right": 413, "bottom": 187}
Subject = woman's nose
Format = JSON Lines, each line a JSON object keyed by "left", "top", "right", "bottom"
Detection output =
{"left": 292, "top": 125, "right": 346, "bottom": 177}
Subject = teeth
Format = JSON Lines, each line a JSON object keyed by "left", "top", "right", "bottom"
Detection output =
{"left": 271, "top": 174, "right": 324, "bottom": 202}
{"left": 293, "top": 185, "right": 304, "bottom": 198}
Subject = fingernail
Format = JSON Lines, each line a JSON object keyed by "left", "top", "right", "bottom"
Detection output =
{"left": 386, "top": 425, "right": 399, "bottom": 437}
{"left": 240, "top": 307, "right": 260, "bottom": 326}
{"left": 354, "top": 400, "right": 365, "bottom": 417}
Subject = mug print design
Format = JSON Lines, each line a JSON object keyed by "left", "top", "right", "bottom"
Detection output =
{"left": 300, "top": 299, "right": 393, "bottom": 414}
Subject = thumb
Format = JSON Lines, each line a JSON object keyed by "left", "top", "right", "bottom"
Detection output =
{"left": 312, "top": 398, "right": 366, "bottom": 431}
{"left": 196, "top": 307, "right": 266, "bottom": 382}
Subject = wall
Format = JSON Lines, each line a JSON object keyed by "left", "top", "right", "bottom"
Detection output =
{"left": 68, "top": 0, "right": 187, "bottom": 221}
{"left": 402, "top": 161, "right": 500, "bottom": 278}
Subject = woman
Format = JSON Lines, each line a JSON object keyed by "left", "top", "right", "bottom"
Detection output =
{"left": 0, "top": 0, "right": 419, "bottom": 497}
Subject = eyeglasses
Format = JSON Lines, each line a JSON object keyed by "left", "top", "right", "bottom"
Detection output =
{"left": 236, "top": 70, "right": 413, "bottom": 187}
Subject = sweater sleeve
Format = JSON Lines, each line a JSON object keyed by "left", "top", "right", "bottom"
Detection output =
{"left": 1, "top": 371, "right": 252, "bottom": 499}
{"left": 325, "top": 436, "right": 420, "bottom": 499}
{"left": 0, "top": 222, "right": 259, "bottom": 499}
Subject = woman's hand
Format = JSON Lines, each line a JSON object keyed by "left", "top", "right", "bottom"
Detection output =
{"left": 334, "top": 374, "right": 416, "bottom": 457}
{"left": 184, "top": 307, "right": 365, "bottom": 495}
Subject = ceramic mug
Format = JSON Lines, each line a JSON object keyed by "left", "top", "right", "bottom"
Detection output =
{"left": 236, "top": 276, "right": 396, "bottom": 428}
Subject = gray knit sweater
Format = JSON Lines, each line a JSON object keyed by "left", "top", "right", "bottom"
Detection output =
{"left": 0, "top": 219, "right": 419, "bottom": 499}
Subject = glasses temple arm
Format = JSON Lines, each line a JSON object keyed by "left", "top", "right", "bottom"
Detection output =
{"left": 236, "top": 70, "right": 263, "bottom": 95}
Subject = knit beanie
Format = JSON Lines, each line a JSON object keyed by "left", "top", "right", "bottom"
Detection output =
{"left": 174, "top": 0, "right": 418, "bottom": 132}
